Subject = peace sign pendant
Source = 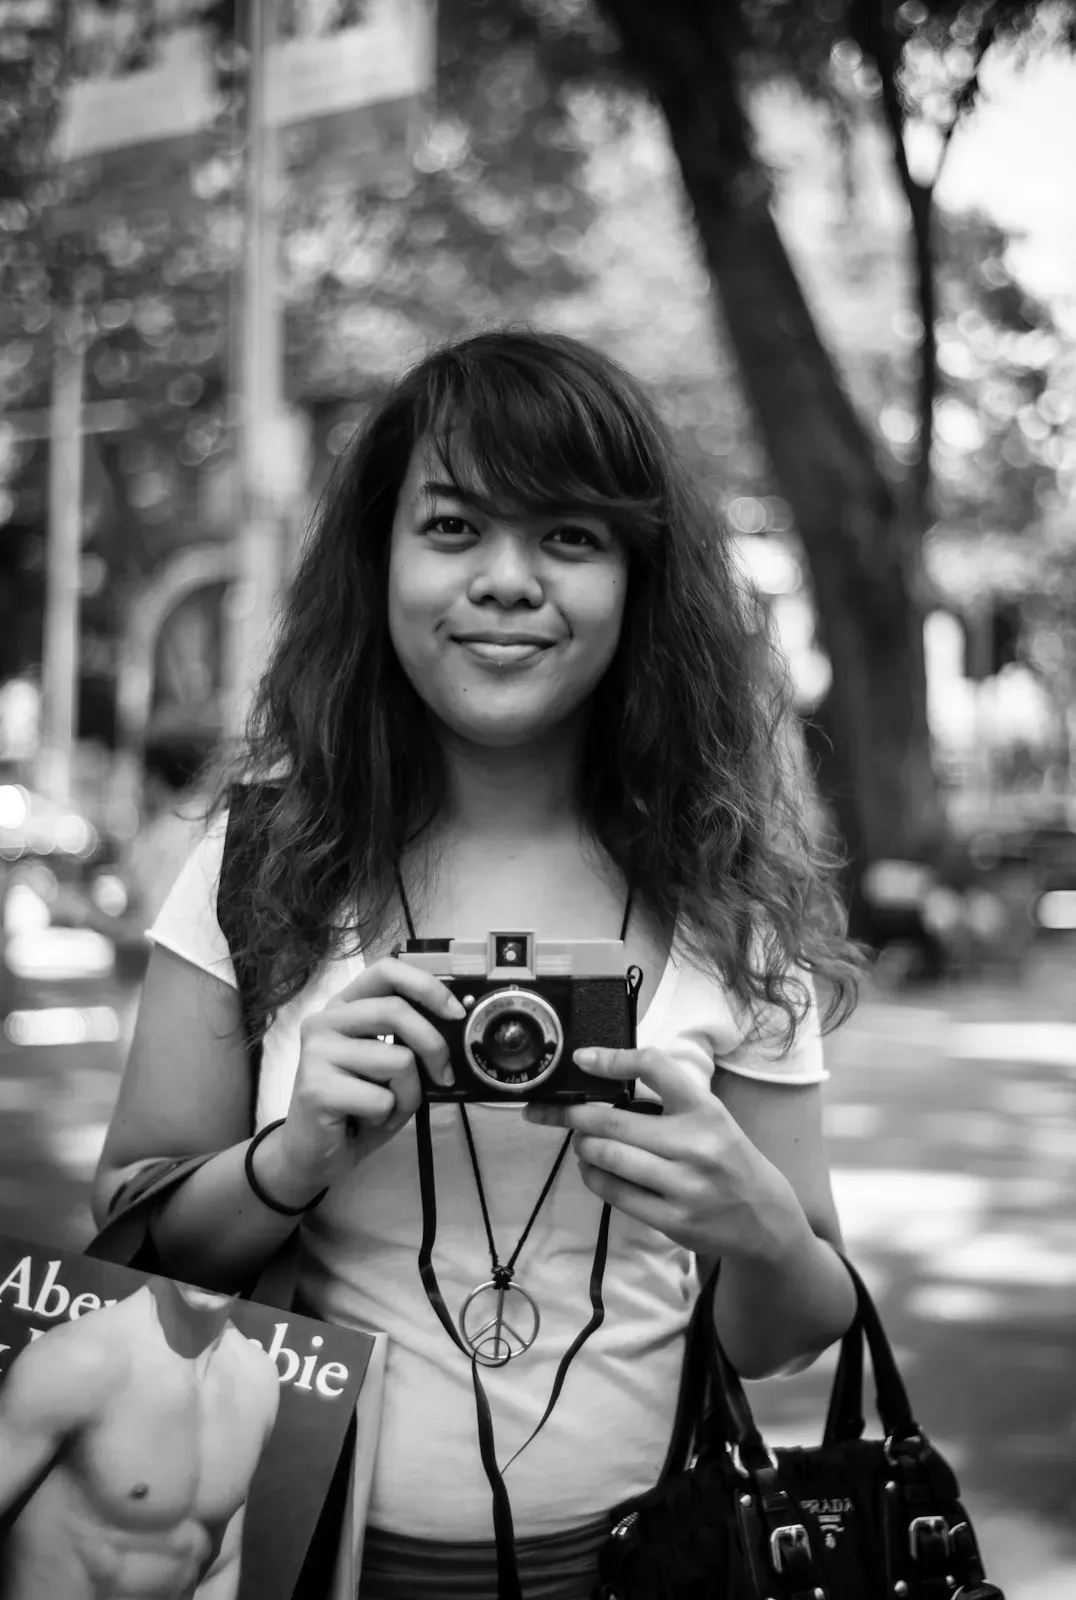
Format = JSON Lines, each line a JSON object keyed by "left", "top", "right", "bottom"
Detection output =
{"left": 459, "top": 1279, "right": 541, "bottom": 1367}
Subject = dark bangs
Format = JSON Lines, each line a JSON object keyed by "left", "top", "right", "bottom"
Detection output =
{"left": 408, "top": 331, "right": 669, "bottom": 551}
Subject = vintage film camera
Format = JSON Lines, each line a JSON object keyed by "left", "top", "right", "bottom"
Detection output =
{"left": 397, "top": 931, "right": 644, "bottom": 1104}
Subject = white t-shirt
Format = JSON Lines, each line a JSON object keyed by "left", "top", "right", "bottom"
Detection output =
{"left": 124, "top": 793, "right": 210, "bottom": 927}
{"left": 149, "top": 816, "right": 827, "bottom": 1541}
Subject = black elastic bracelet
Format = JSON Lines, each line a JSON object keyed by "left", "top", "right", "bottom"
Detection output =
{"left": 244, "top": 1119, "right": 329, "bottom": 1217}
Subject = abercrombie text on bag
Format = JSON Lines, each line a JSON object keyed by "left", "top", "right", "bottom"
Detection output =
{"left": 0, "top": 1253, "right": 351, "bottom": 1398}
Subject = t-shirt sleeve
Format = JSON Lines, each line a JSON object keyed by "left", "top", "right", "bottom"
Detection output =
{"left": 146, "top": 811, "right": 238, "bottom": 990}
{"left": 715, "top": 972, "right": 828, "bottom": 1086}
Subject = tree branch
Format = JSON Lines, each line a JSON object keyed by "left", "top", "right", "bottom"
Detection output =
{"left": 850, "top": 0, "right": 936, "bottom": 532}
{"left": 934, "top": 5, "right": 1002, "bottom": 188}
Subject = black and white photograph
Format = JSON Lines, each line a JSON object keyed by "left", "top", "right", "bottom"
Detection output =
{"left": 0, "top": 1, "right": 1074, "bottom": 1598}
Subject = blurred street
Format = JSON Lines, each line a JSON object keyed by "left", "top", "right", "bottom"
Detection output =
{"left": 0, "top": 945, "right": 1073, "bottom": 1597}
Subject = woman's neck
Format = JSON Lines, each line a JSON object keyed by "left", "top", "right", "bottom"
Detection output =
{"left": 435, "top": 724, "right": 586, "bottom": 848}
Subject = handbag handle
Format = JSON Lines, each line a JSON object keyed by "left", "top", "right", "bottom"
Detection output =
{"left": 690, "top": 1267, "right": 781, "bottom": 1476}
{"left": 824, "top": 1254, "right": 920, "bottom": 1444}
{"left": 699, "top": 1252, "right": 921, "bottom": 1473}
{"left": 822, "top": 1302, "right": 866, "bottom": 1443}
{"left": 87, "top": 1153, "right": 301, "bottom": 1309}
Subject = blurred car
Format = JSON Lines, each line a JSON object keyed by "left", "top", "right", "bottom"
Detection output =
{"left": 0, "top": 783, "right": 134, "bottom": 999}
{"left": 858, "top": 858, "right": 952, "bottom": 984}
{"left": 859, "top": 822, "right": 1049, "bottom": 986}
{"left": 1026, "top": 823, "right": 1076, "bottom": 936}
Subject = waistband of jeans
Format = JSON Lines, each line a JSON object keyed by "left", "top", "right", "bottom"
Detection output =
{"left": 359, "top": 1512, "right": 611, "bottom": 1600}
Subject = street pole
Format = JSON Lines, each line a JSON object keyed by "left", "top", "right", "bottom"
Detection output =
{"left": 972, "top": 606, "right": 995, "bottom": 826}
{"left": 225, "top": 0, "right": 288, "bottom": 742}
{"left": 38, "top": 295, "right": 87, "bottom": 805}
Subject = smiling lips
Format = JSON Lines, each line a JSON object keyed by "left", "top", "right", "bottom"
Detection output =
{"left": 453, "top": 633, "right": 557, "bottom": 664}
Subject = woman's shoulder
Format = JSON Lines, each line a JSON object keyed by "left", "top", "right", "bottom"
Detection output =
{"left": 663, "top": 936, "right": 827, "bottom": 1086}
{"left": 144, "top": 807, "right": 237, "bottom": 985}
{"left": 176, "top": 803, "right": 230, "bottom": 881}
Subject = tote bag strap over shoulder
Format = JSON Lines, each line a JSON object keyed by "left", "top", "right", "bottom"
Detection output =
{"left": 215, "top": 782, "right": 283, "bottom": 1107}
{"left": 87, "top": 784, "right": 293, "bottom": 1304}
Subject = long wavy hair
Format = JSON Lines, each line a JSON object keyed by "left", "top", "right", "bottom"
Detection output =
{"left": 213, "top": 327, "right": 863, "bottom": 1051}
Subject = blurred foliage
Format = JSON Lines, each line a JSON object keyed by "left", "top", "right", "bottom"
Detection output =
{"left": 926, "top": 216, "right": 1074, "bottom": 537}
{"left": 0, "top": 0, "right": 1074, "bottom": 750}
{"left": 759, "top": 95, "right": 1076, "bottom": 545}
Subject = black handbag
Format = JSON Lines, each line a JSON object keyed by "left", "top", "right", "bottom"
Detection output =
{"left": 597, "top": 1254, "right": 1003, "bottom": 1600}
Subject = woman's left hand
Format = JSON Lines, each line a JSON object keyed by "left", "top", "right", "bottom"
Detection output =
{"left": 522, "top": 1047, "right": 804, "bottom": 1262}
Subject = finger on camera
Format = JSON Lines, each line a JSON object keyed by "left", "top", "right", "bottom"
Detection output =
{"left": 311, "top": 1036, "right": 417, "bottom": 1084}
{"left": 333, "top": 957, "right": 460, "bottom": 1019}
{"left": 382, "top": 1070, "right": 424, "bottom": 1127}
{"left": 359, "top": 1063, "right": 421, "bottom": 1125}
{"left": 292, "top": 1057, "right": 398, "bottom": 1126}
{"left": 321, "top": 997, "right": 451, "bottom": 1080}
{"left": 326, "top": 1073, "right": 397, "bottom": 1126}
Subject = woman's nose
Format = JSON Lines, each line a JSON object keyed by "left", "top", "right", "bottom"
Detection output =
{"left": 467, "top": 530, "right": 544, "bottom": 607}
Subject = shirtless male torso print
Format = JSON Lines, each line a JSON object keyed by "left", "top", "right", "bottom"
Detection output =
{"left": 0, "top": 1279, "right": 280, "bottom": 1600}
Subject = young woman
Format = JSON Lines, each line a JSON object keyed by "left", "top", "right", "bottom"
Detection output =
{"left": 94, "top": 328, "right": 863, "bottom": 1600}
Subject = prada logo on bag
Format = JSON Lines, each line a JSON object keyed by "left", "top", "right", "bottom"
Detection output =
{"left": 800, "top": 1496, "right": 855, "bottom": 1549}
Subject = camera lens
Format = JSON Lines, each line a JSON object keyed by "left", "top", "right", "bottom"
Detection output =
{"left": 482, "top": 1011, "right": 545, "bottom": 1074}
{"left": 463, "top": 988, "right": 562, "bottom": 1092}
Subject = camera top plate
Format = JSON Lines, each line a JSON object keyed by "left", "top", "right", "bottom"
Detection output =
{"left": 400, "top": 932, "right": 628, "bottom": 982}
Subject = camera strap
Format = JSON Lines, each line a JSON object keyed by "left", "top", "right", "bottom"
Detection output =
{"left": 397, "top": 866, "right": 634, "bottom": 1600}
{"left": 415, "top": 1100, "right": 612, "bottom": 1600}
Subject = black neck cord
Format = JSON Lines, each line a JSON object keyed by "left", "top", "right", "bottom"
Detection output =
{"left": 395, "top": 860, "right": 633, "bottom": 1598}
{"left": 415, "top": 1103, "right": 612, "bottom": 1600}
{"left": 459, "top": 1102, "right": 573, "bottom": 1291}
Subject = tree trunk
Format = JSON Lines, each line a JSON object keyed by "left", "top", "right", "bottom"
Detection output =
{"left": 599, "top": 0, "right": 943, "bottom": 888}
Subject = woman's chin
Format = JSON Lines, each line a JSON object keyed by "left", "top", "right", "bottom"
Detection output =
{"left": 439, "top": 701, "right": 576, "bottom": 751}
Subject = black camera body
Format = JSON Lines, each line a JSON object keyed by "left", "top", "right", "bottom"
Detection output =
{"left": 397, "top": 931, "right": 643, "bottom": 1105}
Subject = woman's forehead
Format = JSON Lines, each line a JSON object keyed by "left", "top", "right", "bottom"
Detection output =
{"left": 398, "top": 436, "right": 611, "bottom": 524}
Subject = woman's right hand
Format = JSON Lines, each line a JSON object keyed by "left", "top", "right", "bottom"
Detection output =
{"left": 254, "top": 958, "right": 465, "bottom": 1205}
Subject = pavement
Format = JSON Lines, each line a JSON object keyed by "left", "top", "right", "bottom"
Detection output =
{"left": 0, "top": 940, "right": 1074, "bottom": 1596}
{"left": 752, "top": 943, "right": 1076, "bottom": 1598}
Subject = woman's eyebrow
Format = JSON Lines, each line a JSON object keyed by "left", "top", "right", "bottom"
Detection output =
{"left": 418, "top": 479, "right": 485, "bottom": 506}
{"left": 417, "top": 479, "right": 518, "bottom": 521}
{"left": 417, "top": 479, "right": 606, "bottom": 526}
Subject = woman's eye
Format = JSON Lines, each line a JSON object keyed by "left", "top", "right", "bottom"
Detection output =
{"left": 548, "top": 525, "right": 601, "bottom": 549}
{"left": 425, "top": 515, "right": 474, "bottom": 538}
{"left": 422, "top": 516, "right": 602, "bottom": 548}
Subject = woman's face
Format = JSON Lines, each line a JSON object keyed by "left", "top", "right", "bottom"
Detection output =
{"left": 387, "top": 439, "right": 629, "bottom": 750}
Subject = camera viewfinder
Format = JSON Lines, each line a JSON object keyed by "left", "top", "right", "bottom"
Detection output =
{"left": 489, "top": 932, "right": 536, "bottom": 978}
